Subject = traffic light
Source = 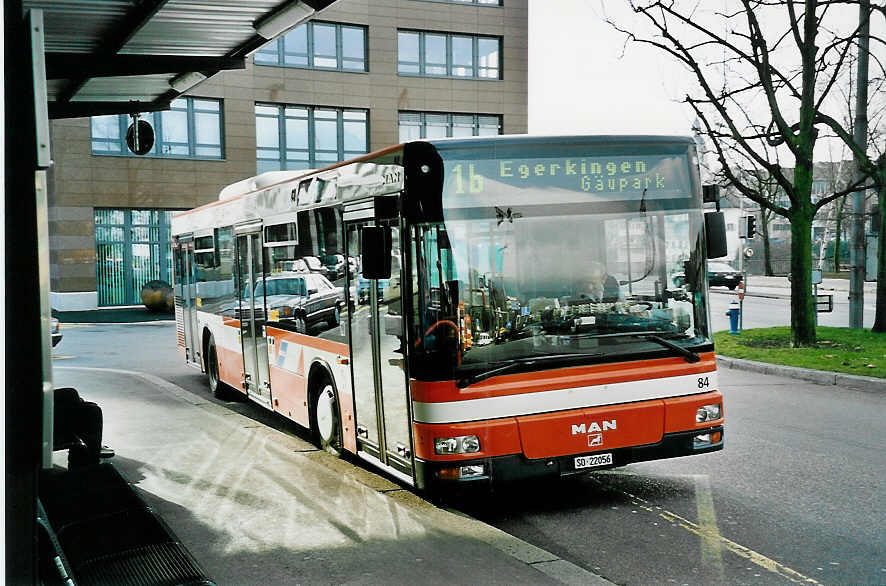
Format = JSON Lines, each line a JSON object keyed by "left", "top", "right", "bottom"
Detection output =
{"left": 745, "top": 215, "right": 756, "bottom": 239}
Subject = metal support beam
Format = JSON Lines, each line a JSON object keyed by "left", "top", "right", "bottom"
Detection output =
{"left": 46, "top": 53, "right": 244, "bottom": 80}
{"left": 56, "top": 0, "right": 171, "bottom": 102}
{"left": 49, "top": 100, "right": 170, "bottom": 119}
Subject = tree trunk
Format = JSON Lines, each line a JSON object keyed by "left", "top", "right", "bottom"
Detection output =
{"left": 834, "top": 198, "right": 844, "bottom": 272}
{"left": 873, "top": 168, "right": 886, "bottom": 332}
{"left": 790, "top": 206, "right": 816, "bottom": 346}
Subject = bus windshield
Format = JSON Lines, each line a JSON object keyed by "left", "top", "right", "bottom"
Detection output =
{"left": 409, "top": 141, "right": 711, "bottom": 378}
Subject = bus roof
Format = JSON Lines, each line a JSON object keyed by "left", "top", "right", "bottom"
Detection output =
{"left": 171, "top": 134, "right": 697, "bottom": 235}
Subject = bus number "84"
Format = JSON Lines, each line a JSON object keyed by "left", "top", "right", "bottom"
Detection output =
{"left": 697, "top": 377, "right": 710, "bottom": 389}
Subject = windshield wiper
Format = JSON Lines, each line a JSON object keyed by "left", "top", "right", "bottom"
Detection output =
{"left": 575, "top": 331, "right": 700, "bottom": 363}
{"left": 457, "top": 352, "right": 604, "bottom": 388}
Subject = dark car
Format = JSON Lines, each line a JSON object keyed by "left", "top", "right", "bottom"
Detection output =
{"left": 259, "top": 272, "right": 344, "bottom": 333}
{"left": 706, "top": 261, "right": 743, "bottom": 289}
{"left": 672, "top": 261, "right": 743, "bottom": 290}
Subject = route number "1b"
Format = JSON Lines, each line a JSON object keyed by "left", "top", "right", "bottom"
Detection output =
{"left": 452, "top": 164, "right": 484, "bottom": 194}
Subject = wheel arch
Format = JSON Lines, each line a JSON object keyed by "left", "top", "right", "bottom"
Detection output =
{"left": 307, "top": 358, "right": 337, "bottom": 408}
{"left": 307, "top": 358, "right": 342, "bottom": 449}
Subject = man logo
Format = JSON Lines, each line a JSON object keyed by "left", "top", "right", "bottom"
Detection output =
{"left": 571, "top": 419, "right": 616, "bottom": 435}
{"left": 588, "top": 433, "right": 603, "bottom": 447}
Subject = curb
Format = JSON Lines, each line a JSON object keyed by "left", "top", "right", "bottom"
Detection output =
{"left": 716, "top": 355, "right": 886, "bottom": 393}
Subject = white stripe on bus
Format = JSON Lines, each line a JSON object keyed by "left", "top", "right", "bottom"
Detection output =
{"left": 411, "top": 371, "right": 718, "bottom": 424}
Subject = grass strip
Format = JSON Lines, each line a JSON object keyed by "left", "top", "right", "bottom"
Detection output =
{"left": 714, "top": 326, "right": 886, "bottom": 379}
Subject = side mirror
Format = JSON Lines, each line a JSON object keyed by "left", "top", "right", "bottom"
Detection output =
{"left": 702, "top": 184, "right": 720, "bottom": 205}
{"left": 361, "top": 226, "right": 392, "bottom": 279}
{"left": 704, "top": 211, "right": 728, "bottom": 259}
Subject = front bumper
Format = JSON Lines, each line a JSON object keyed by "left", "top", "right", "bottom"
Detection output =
{"left": 414, "top": 425, "right": 723, "bottom": 492}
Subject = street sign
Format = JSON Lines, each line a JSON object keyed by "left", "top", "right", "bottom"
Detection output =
{"left": 816, "top": 294, "right": 834, "bottom": 313}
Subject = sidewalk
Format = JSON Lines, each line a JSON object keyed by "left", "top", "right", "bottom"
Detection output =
{"left": 52, "top": 366, "right": 611, "bottom": 586}
{"left": 746, "top": 275, "right": 877, "bottom": 294}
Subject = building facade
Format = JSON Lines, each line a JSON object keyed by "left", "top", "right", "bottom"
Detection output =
{"left": 48, "top": 0, "right": 528, "bottom": 310}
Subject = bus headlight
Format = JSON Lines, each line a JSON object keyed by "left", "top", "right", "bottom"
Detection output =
{"left": 696, "top": 403, "right": 722, "bottom": 422}
{"left": 434, "top": 435, "right": 481, "bottom": 455}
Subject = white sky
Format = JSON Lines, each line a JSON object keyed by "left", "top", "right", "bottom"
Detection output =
{"left": 527, "top": 1, "right": 885, "bottom": 163}
{"left": 528, "top": 0, "right": 695, "bottom": 136}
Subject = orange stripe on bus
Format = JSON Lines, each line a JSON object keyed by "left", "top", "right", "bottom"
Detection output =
{"left": 223, "top": 318, "right": 240, "bottom": 328}
{"left": 410, "top": 352, "right": 717, "bottom": 403}
{"left": 265, "top": 326, "right": 349, "bottom": 356}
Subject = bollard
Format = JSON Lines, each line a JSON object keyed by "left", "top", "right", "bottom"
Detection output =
{"left": 726, "top": 300, "right": 741, "bottom": 334}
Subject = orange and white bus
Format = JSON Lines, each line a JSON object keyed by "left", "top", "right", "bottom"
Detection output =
{"left": 172, "top": 135, "right": 726, "bottom": 492}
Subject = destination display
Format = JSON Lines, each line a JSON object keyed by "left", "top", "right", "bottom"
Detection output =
{"left": 442, "top": 153, "right": 693, "bottom": 208}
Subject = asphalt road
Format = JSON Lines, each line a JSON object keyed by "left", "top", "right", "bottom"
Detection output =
{"left": 52, "top": 319, "right": 886, "bottom": 585}
{"left": 455, "top": 366, "right": 886, "bottom": 585}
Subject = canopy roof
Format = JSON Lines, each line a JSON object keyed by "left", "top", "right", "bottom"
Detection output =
{"left": 23, "top": 0, "right": 336, "bottom": 118}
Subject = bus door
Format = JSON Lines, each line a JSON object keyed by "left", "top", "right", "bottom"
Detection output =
{"left": 235, "top": 226, "right": 272, "bottom": 406}
{"left": 345, "top": 216, "right": 414, "bottom": 482}
{"left": 177, "top": 236, "right": 201, "bottom": 368}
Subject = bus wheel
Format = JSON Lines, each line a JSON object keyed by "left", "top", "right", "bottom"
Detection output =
{"left": 313, "top": 382, "right": 341, "bottom": 456}
{"left": 206, "top": 336, "right": 228, "bottom": 399}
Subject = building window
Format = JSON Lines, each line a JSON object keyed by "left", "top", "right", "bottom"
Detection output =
{"left": 255, "top": 104, "right": 369, "bottom": 174}
{"left": 90, "top": 98, "right": 223, "bottom": 159}
{"left": 255, "top": 21, "right": 368, "bottom": 72}
{"left": 398, "top": 30, "right": 501, "bottom": 79}
{"left": 399, "top": 111, "right": 501, "bottom": 141}
{"left": 94, "top": 209, "right": 175, "bottom": 306}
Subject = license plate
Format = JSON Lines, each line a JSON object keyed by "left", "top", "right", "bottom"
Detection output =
{"left": 574, "top": 453, "right": 613, "bottom": 469}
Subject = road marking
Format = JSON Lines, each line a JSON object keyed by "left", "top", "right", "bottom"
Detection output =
{"left": 593, "top": 472, "right": 821, "bottom": 585}
{"left": 693, "top": 474, "right": 725, "bottom": 581}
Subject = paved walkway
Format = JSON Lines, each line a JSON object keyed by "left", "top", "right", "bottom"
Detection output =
{"left": 52, "top": 366, "right": 612, "bottom": 586}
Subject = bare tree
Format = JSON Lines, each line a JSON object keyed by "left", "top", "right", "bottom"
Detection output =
{"left": 611, "top": 0, "right": 885, "bottom": 346}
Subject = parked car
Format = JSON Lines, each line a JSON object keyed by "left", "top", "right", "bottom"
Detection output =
{"left": 355, "top": 273, "right": 386, "bottom": 304}
{"left": 706, "top": 261, "right": 743, "bottom": 289}
{"left": 51, "top": 316, "right": 62, "bottom": 347}
{"left": 474, "top": 332, "right": 493, "bottom": 346}
{"left": 672, "top": 261, "right": 743, "bottom": 290}
{"left": 234, "top": 272, "right": 344, "bottom": 333}
{"left": 261, "top": 273, "right": 343, "bottom": 332}
{"left": 320, "top": 253, "right": 351, "bottom": 280}
{"left": 282, "top": 256, "right": 330, "bottom": 279}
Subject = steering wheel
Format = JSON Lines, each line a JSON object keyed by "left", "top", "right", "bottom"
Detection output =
{"left": 415, "top": 320, "right": 460, "bottom": 348}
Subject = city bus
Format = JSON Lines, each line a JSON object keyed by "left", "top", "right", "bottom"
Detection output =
{"left": 171, "top": 135, "right": 726, "bottom": 492}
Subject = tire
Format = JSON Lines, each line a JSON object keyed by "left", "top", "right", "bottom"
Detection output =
{"left": 295, "top": 315, "right": 307, "bottom": 334}
{"left": 328, "top": 304, "right": 340, "bottom": 327}
{"left": 206, "top": 336, "right": 228, "bottom": 399}
{"left": 728, "top": 284, "right": 737, "bottom": 290}
{"left": 312, "top": 381, "right": 341, "bottom": 456}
